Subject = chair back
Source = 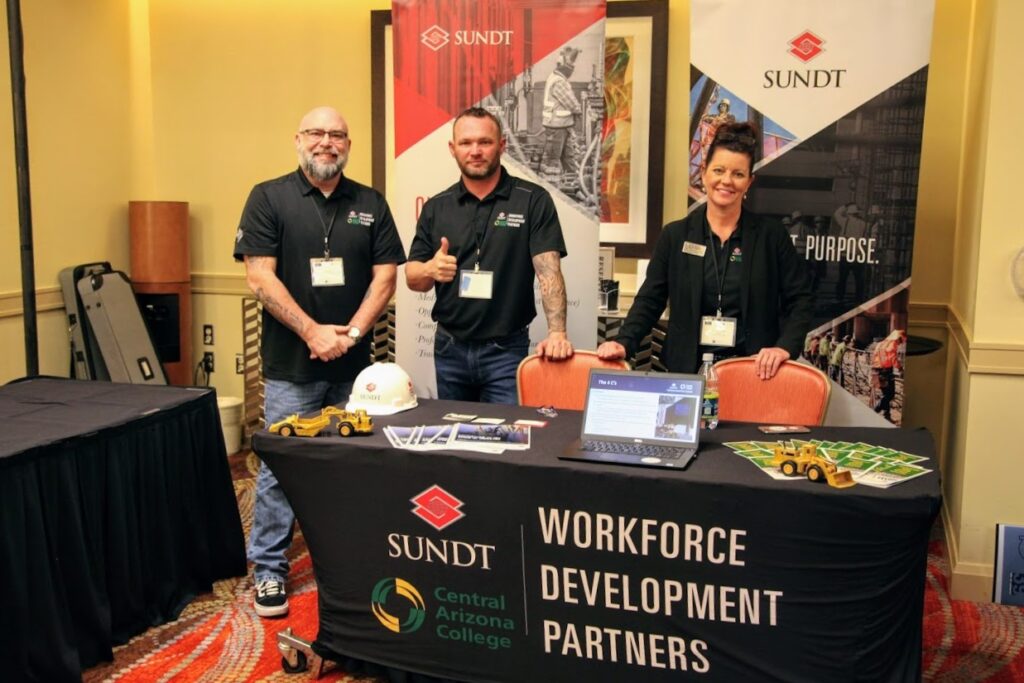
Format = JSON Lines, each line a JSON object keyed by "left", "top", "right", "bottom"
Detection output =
{"left": 516, "top": 351, "right": 630, "bottom": 411}
{"left": 714, "top": 358, "right": 831, "bottom": 425}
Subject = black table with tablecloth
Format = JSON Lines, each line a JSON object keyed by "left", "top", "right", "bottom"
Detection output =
{"left": 255, "top": 399, "right": 941, "bottom": 683}
{"left": 0, "top": 378, "right": 247, "bottom": 683}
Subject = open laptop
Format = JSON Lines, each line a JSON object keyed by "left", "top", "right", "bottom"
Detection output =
{"left": 560, "top": 368, "right": 705, "bottom": 470}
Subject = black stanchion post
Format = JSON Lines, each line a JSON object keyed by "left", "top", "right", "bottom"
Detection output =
{"left": 7, "top": 0, "right": 38, "bottom": 376}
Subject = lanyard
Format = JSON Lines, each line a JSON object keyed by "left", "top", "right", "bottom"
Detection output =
{"left": 309, "top": 195, "right": 339, "bottom": 258}
{"left": 706, "top": 225, "right": 734, "bottom": 317}
{"left": 471, "top": 200, "right": 499, "bottom": 272}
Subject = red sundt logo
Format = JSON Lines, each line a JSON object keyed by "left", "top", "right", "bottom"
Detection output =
{"left": 366, "top": 383, "right": 376, "bottom": 393}
{"left": 420, "top": 24, "right": 450, "bottom": 52}
{"left": 411, "top": 485, "right": 465, "bottom": 531}
{"left": 788, "top": 31, "right": 824, "bottom": 62}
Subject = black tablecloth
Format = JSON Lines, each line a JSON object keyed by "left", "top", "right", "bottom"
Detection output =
{"left": 0, "top": 378, "right": 247, "bottom": 683}
{"left": 255, "top": 399, "right": 941, "bottom": 683}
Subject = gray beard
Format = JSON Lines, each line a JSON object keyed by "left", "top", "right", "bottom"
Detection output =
{"left": 305, "top": 157, "right": 345, "bottom": 182}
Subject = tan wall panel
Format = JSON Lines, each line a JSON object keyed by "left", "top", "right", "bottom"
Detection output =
{"left": 972, "top": 0, "right": 1024, "bottom": 343}
{"left": 145, "top": 0, "right": 392, "bottom": 280}
{"left": 950, "top": 0, "right": 993, "bottom": 334}
{"left": 191, "top": 289, "right": 249, "bottom": 400}
{"left": 911, "top": 0, "right": 970, "bottom": 305}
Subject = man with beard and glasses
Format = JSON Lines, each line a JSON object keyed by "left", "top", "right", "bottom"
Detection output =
{"left": 233, "top": 106, "right": 406, "bottom": 617}
{"left": 406, "top": 107, "right": 573, "bottom": 403}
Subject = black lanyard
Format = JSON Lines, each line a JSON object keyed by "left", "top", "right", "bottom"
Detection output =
{"left": 706, "top": 225, "right": 734, "bottom": 316}
{"left": 470, "top": 199, "right": 500, "bottom": 271}
{"left": 309, "top": 195, "right": 339, "bottom": 258}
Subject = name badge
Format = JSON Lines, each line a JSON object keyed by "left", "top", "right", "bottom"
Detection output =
{"left": 682, "top": 241, "right": 707, "bottom": 257}
{"left": 700, "top": 315, "right": 737, "bottom": 347}
{"left": 310, "top": 258, "right": 345, "bottom": 287}
{"left": 459, "top": 269, "right": 494, "bottom": 299}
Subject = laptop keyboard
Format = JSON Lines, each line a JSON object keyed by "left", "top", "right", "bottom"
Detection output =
{"left": 582, "top": 440, "right": 693, "bottom": 460}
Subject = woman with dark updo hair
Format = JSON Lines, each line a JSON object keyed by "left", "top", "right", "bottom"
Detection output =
{"left": 598, "top": 122, "right": 812, "bottom": 379}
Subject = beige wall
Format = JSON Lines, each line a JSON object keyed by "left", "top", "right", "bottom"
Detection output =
{"left": 941, "top": 0, "right": 1024, "bottom": 601}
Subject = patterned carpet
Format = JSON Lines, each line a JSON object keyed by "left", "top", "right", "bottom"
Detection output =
{"left": 81, "top": 450, "right": 1024, "bottom": 683}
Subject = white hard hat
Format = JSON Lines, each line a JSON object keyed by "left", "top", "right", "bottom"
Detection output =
{"left": 346, "top": 362, "right": 418, "bottom": 415}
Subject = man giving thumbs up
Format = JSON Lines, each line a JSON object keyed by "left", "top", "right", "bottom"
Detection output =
{"left": 406, "top": 107, "right": 573, "bottom": 404}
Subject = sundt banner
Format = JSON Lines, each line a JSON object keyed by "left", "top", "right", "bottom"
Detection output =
{"left": 392, "top": 0, "right": 605, "bottom": 397}
{"left": 689, "top": 0, "right": 934, "bottom": 425}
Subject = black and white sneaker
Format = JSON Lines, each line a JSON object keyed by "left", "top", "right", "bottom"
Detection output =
{"left": 254, "top": 578, "right": 288, "bottom": 617}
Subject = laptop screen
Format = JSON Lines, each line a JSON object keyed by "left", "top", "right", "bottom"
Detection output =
{"left": 580, "top": 369, "right": 705, "bottom": 447}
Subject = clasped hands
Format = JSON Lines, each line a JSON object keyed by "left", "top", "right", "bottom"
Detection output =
{"left": 305, "top": 323, "right": 357, "bottom": 362}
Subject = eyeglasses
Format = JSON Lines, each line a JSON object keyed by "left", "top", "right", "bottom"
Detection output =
{"left": 300, "top": 129, "right": 349, "bottom": 142}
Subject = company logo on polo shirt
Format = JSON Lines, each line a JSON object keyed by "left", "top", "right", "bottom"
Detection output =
{"left": 421, "top": 24, "right": 450, "bottom": 51}
{"left": 411, "top": 485, "right": 465, "bottom": 531}
{"left": 494, "top": 212, "right": 525, "bottom": 228}
{"left": 730, "top": 246, "right": 742, "bottom": 263}
{"left": 420, "top": 23, "right": 512, "bottom": 51}
{"left": 346, "top": 210, "right": 375, "bottom": 226}
{"left": 788, "top": 30, "right": 824, "bottom": 63}
{"left": 371, "top": 577, "right": 426, "bottom": 633}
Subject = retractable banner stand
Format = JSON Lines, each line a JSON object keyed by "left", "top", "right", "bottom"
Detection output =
{"left": 689, "top": 0, "right": 934, "bottom": 425}
{"left": 392, "top": 0, "right": 604, "bottom": 398}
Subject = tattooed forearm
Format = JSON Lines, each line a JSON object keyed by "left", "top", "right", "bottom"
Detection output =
{"left": 254, "top": 287, "right": 306, "bottom": 336}
{"left": 245, "top": 255, "right": 312, "bottom": 341}
{"left": 533, "top": 251, "right": 567, "bottom": 333}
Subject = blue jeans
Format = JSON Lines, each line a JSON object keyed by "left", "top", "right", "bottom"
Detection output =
{"left": 249, "top": 378, "right": 353, "bottom": 582}
{"left": 434, "top": 327, "right": 529, "bottom": 404}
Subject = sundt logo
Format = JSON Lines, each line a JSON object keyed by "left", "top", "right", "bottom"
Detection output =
{"left": 411, "top": 485, "right": 465, "bottom": 531}
{"left": 788, "top": 30, "right": 824, "bottom": 63}
{"left": 371, "top": 578, "right": 426, "bottom": 633}
{"left": 421, "top": 24, "right": 450, "bottom": 51}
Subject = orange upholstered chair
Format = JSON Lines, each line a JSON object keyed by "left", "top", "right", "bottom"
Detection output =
{"left": 714, "top": 358, "right": 831, "bottom": 425}
{"left": 516, "top": 351, "right": 629, "bottom": 410}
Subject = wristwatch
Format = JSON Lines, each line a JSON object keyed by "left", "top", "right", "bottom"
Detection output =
{"left": 347, "top": 326, "right": 362, "bottom": 342}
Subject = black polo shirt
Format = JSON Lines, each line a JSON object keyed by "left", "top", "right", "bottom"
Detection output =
{"left": 233, "top": 169, "right": 406, "bottom": 383}
{"left": 408, "top": 167, "right": 566, "bottom": 341}
{"left": 699, "top": 217, "right": 746, "bottom": 360}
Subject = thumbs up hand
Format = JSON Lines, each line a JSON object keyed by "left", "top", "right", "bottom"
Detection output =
{"left": 431, "top": 236, "right": 458, "bottom": 283}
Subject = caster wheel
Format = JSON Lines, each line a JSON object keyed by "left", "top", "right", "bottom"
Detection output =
{"left": 281, "top": 650, "right": 308, "bottom": 674}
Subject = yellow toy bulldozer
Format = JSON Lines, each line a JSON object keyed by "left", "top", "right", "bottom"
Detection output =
{"left": 268, "top": 406, "right": 373, "bottom": 438}
{"left": 771, "top": 443, "right": 855, "bottom": 489}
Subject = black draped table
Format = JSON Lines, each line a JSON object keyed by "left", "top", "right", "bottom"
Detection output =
{"left": 255, "top": 399, "right": 941, "bottom": 683}
{"left": 0, "top": 378, "right": 247, "bottom": 683}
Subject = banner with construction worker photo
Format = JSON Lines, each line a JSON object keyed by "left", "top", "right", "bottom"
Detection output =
{"left": 391, "top": 0, "right": 605, "bottom": 397}
{"left": 689, "top": 0, "right": 934, "bottom": 425}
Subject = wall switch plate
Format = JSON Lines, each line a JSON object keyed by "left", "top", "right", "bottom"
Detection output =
{"left": 235, "top": 353, "right": 244, "bottom": 374}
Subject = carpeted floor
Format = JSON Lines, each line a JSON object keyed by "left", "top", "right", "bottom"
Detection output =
{"left": 81, "top": 449, "right": 1024, "bottom": 682}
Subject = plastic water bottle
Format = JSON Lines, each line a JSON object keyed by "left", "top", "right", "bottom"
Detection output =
{"left": 699, "top": 353, "right": 719, "bottom": 430}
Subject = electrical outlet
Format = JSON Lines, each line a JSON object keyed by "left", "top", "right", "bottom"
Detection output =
{"left": 235, "top": 353, "right": 244, "bottom": 374}
{"left": 203, "top": 352, "right": 215, "bottom": 373}
{"left": 203, "top": 324, "right": 214, "bottom": 346}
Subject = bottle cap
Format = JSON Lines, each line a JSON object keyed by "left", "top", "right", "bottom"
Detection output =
{"left": 702, "top": 353, "right": 714, "bottom": 361}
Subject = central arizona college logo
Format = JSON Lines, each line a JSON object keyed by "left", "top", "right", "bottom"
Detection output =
{"left": 371, "top": 577, "right": 426, "bottom": 633}
{"left": 421, "top": 25, "right": 450, "bottom": 51}
{"left": 411, "top": 485, "right": 465, "bottom": 531}
{"left": 788, "top": 30, "right": 824, "bottom": 62}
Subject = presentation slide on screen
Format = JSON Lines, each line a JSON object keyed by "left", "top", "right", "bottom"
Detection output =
{"left": 583, "top": 376, "right": 701, "bottom": 442}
